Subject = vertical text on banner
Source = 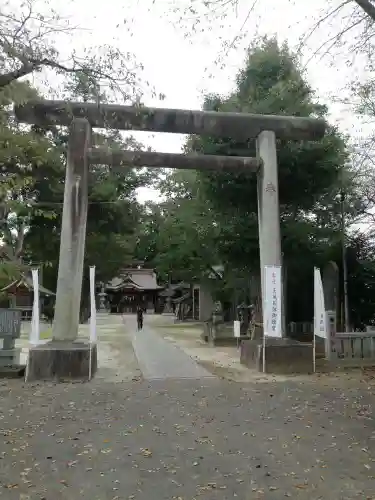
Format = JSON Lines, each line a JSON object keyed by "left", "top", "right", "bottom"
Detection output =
{"left": 314, "top": 267, "right": 327, "bottom": 339}
{"left": 264, "top": 265, "right": 282, "bottom": 338}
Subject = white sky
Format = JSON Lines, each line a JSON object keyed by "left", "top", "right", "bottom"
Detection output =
{"left": 28, "top": 0, "right": 374, "bottom": 202}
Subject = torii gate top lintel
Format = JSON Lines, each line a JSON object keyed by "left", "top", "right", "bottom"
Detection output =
{"left": 14, "top": 99, "right": 326, "bottom": 141}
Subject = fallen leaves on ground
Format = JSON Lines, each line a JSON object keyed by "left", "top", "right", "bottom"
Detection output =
{"left": 140, "top": 448, "right": 152, "bottom": 457}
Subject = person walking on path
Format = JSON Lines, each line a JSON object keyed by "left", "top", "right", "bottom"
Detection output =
{"left": 136, "top": 306, "right": 144, "bottom": 331}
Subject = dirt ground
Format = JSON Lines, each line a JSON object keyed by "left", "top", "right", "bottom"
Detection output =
{"left": 152, "top": 318, "right": 375, "bottom": 388}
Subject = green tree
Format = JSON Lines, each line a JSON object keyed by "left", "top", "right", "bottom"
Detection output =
{"left": 20, "top": 71, "right": 153, "bottom": 291}
{"left": 24, "top": 130, "right": 150, "bottom": 292}
{"left": 135, "top": 170, "right": 222, "bottom": 284}
{"left": 184, "top": 37, "right": 355, "bottom": 322}
{"left": 135, "top": 202, "right": 164, "bottom": 268}
{"left": 345, "top": 232, "right": 375, "bottom": 328}
{"left": 0, "top": 80, "right": 62, "bottom": 285}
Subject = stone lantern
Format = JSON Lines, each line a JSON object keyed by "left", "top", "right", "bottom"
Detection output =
{"left": 98, "top": 283, "right": 107, "bottom": 312}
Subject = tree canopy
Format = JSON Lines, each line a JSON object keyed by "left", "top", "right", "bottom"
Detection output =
{"left": 189, "top": 38, "right": 351, "bottom": 271}
{"left": 135, "top": 170, "right": 222, "bottom": 284}
{"left": 0, "top": 79, "right": 62, "bottom": 286}
{"left": 141, "top": 37, "right": 370, "bottom": 326}
{"left": 0, "top": 71, "right": 152, "bottom": 292}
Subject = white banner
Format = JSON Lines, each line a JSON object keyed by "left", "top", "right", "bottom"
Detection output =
{"left": 89, "top": 266, "right": 97, "bottom": 343}
{"left": 30, "top": 268, "right": 40, "bottom": 345}
{"left": 314, "top": 267, "right": 327, "bottom": 338}
{"left": 263, "top": 265, "right": 282, "bottom": 338}
{"left": 234, "top": 320, "right": 241, "bottom": 338}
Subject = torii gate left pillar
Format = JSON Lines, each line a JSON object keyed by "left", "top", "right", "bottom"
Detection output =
{"left": 26, "top": 118, "right": 97, "bottom": 381}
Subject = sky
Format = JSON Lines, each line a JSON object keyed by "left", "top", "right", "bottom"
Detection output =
{"left": 25, "top": 0, "right": 374, "bottom": 201}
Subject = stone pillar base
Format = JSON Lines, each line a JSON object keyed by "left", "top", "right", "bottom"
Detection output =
{"left": 26, "top": 341, "right": 97, "bottom": 382}
{"left": 240, "top": 338, "right": 313, "bottom": 374}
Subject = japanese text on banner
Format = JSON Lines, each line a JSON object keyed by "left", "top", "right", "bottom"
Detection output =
{"left": 314, "top": 267, "right": 327, "bottom": 339}
{"left": 264, "top": 266, "right": 282, "bottom": 338}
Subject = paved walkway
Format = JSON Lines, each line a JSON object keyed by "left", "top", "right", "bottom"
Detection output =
{"left": 125, "top": 315, "right": 214, "bottom": 380}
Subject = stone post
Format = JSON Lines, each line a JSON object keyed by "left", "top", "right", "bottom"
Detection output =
{"left": 256, "top": 130, "right": 284, "bottom": 337}
{"left": 26, "top": 118, "right": 98, "bottom": 382}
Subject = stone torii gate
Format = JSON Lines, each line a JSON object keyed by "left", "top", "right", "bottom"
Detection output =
{"left": 15, "top": 100, "right": 325, "bottom": 380}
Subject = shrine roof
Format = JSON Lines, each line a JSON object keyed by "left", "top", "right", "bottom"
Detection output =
{"left": 0, "top": 274, "right": 55, "bottom": 295}
{"left": 106, "top": 268, "right": 163, "bottom": 291}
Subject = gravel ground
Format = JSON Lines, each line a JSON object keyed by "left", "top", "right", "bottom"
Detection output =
{"left": 0, "top": 377, "right": 374, "bottom": 500}
{"left": 2, "top": 314, "right": 374, "bottom": 500}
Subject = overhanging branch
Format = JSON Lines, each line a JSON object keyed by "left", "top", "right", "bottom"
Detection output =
{"left": 0, "top": 63, "right": 36, "bottom": 87}
{"left": 355, "top": 0, "right": 375, "bottom": 21}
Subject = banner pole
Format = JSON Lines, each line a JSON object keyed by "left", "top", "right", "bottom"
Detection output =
{"left": 88, "top": 265, "right": 96, "bottom": 381}
{"left": 89, "top": 342, "right": 92, "bottom": 381}
{"left": 262, "top": 332, "right": 266, "bottom": 373}
{"left": 26, "top": 268, "right": 40, "bottom": 382}
{"left": 25, "top": 352, "right": 30, "bottom": 382}
{"left": 325, "top": 319, "right": 332, "bottom": 361}
{"left": 313, "top": 268, "right": 317, "bottom": 374}
{"left": 262, "top": 264, "right": 266, "bottom": 373}
{"left": 313, "top": 331, "right": 316, "bottom": 373}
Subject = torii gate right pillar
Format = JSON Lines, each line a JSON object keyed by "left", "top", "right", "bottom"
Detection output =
{"left": 256, "top": 130, "right": 284, "bottom": 335}
{"left": 244, "top": 130, "right": 314, "bottom": 372}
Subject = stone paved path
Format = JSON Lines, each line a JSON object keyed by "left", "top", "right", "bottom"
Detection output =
{"left": 125, "top": 315, "right": 214, "bottom": 380}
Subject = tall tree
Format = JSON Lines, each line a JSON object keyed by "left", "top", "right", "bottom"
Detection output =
{"left": 20, "top": 70, "right": 153, "bottom": 290}
{"left": 0, "top": 80, "right": 62, "bottom": 285}
{"left": 184, "top": 37, "right": 355, "bottom": 322}
{"left": 135, "top": 170, "right": 222, "bottom": 284}
{"left": 24, "top": 129, "right": 151, "bottom": 291}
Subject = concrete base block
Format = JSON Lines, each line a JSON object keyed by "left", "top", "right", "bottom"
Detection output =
{"left": 0, "top": 348, "right": 21, "bottom": 367}
{"left": 240, "top": 338, "right": 314, "bottom": 374}
{"left": 26, "top": 341, "right": 97, "bottom": 382}
{"left": 210, "top": 335, "right": 250, "bottom": 346}
{"left": 0, "top": 365, "right": 26, "bottom": 378}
